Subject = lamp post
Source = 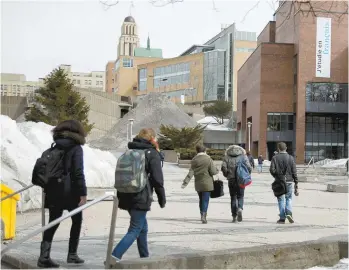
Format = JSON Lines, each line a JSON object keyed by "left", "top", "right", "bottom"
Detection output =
{"left": 247, "top": 121, "right": 252, "bottom": 152}
{"left": 129, "top": 118, "right": 134, "bottom": 142}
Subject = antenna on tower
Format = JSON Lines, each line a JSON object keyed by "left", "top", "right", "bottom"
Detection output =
{"left": 129, "top": 1, "right": 134, "bottom": 15}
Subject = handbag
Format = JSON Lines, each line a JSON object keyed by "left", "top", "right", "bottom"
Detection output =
{"left": 210, "top": 176, "right": 224, "bottom": 198}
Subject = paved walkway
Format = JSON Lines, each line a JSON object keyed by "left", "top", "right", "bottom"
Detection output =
{"left": 4, "top": 164, "right": 348, "bottom": 268}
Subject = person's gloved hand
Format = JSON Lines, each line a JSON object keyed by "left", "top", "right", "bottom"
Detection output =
{"left": 181, "top": 184, "right": 186, "bottom": 189}
{"left": 294, "top": 184, "right": 299, "bottom": 196}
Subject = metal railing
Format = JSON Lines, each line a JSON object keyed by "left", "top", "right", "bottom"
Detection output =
{"left": 0, "top": 184, "right": 34, "bottom": 203}
{"left": 1, "top": 192, "right": 118, "bottom": 270}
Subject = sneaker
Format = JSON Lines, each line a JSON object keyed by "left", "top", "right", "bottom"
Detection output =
{"left": 277, "top": 219, "right": 285, "bottom": 224}
{"left": 286, "top": 214, "right": 294, "bottom": 224}
{"left": 237, "top": 208, "right": 243, "bottom": 222}
{"left": 104, "top": 255, "right": 120, "bottom": 267}
{"left": 232, "top": 216, "right": 237, "bottom": 223}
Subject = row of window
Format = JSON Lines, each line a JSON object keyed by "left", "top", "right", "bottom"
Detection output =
{"left": 1, "top": 84, "right": 39, "bottom": 91}
{"left": 72, "top": 74, "right": 103, "bottom": 78}
{"left": 235, "top": 47, "right": 255, "bottom": 53}
{"left": 153, "top": 62, "right": 190, "bottom": 77}
{"left": 304, "top": 144, "right": 347, "bottom": 162}
{"left": 235, "top": 31, "right": 257, "bottom": 42}
{"left": 267, "top": 113, "right": 294, "bottom": 131}
{"left": 153, "top": 73, "right": 190, "bottom": 88}
{"left": 306, "top": 115, "right": 346, "bottom": 133}
{"left": 306, "top": 82, "right": 348, "bottom": 103}
{"left": 123, "top": 58, "right": 133, "bottom": 68}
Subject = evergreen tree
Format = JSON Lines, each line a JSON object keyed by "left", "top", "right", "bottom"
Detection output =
{"left": 25, "top": 68, "right": 93, "bottom": 133}
{"left": 159, "top": 124, "right": 206, "bottom": 149}
{"left": 203, "top": 100, "right": 232, "bottom": 125}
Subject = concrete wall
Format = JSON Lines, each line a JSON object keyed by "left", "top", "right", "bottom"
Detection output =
{"left": 1, "top": 96, "right": 27, "bottom": 120}
{"left": 112, "top": 240, "right": 347, "bottom": 269}
{"left": 203, "top": 130, "right": 236, "bottom": 145}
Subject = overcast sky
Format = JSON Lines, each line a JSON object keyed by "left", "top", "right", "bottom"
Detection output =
{"left": 1, "top": 0, "right": 276, "bottom": 81}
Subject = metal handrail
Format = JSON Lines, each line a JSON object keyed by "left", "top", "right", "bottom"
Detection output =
{"left": 0, "top": 184, "right": 34, "bottom": 202}
{"left": 1, "top": 192, "right": 116, "bottom": 256}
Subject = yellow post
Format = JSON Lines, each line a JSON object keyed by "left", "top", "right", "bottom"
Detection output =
{"left": 0, "top": 184, "right": 20, "bottom": 240}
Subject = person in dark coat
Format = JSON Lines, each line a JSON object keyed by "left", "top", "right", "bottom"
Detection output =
{"left": 37, "top": 120, "right": 87, "bottom": 268}
{"left": 246, "top": 151, "right": 255, "bottom": 170}
{"left": 111, "top": 128, "right": 166, "bottom": 262}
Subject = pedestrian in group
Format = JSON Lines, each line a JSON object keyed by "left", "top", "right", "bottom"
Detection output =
{"left": 257, "top": 155, "right": 264, "bottom": 174}
{"left": 32, "top": 120, "right": 87, "bottom": 268}
{"left": 246, "top": 151, "right": 255, "bottom": 170}
{"left": 111, "top": 128, "right": 166, "bottom": 263}
{"left": 181, "top": 144, "right": 218, "bottom": 224}
{"left": 270, "top": 142, "right": 299, "bottom": 224}
{"left": 221, "top": 145, "right": 252, "bottom": 223}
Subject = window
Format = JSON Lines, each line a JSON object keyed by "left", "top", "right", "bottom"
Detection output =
{"left": 123, "top": 58, "right": 133, "bottom": 68}
{"left": 267, "top": 113, "right": 294, "bottom": 131}
{"left": 84, "top": 80, "right": 88, "bottom": 85}
{"left": 139, "top": 81, "right": 146, "bottom": 91}
{"left": 77, "top": 80, "right": 80, "bottom": 84}
{"left": 139, "top": 69, "right": 147, "bottom": 79}
{"left": 306, "top": 82, "right": 348, "bottom": 103}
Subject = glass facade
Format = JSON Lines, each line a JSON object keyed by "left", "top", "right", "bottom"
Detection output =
{"left": 267, "top": 113, "right": 294, "bottom": 131}
{"left": 153, "top": 63, "right": 190, "bottom": 88}
{"left": 123, "top": 58, "right": 133, "bottom": 68}
{"left": 305, "top": 114, "right": 348, "bottom": 162}
{"left": 203, "top": 50, "right": 226, "bottom": 101}
{"left": 306, "top": 82, "right": 348, "bottom": 103}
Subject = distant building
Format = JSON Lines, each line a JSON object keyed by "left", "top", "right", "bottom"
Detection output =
{"left": 105, "top": 16, "right": 163, "bottom": 95}
{"left": 59, "top": 64, "right": 105, "bottom": 92}
{"left": 0, "top": 73, "right": 44, "bottom": 97}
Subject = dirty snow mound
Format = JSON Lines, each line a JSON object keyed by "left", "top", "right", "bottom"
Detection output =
{"left": 89, "top": 93, "right": 197, "bottom": 150}
{"left": 0, "top": 115, "right": 117, "bottom": 211}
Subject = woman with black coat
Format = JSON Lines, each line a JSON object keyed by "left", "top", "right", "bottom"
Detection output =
{"left": 37, "top": 120, "right": 87, "bottom": 268}
{"left": 110, "top": 128, "right": 166, "bottom": 262}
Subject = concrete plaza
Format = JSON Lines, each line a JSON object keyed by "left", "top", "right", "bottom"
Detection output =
{"left": 2, "top": 164, "right": 348, "bottom": 268}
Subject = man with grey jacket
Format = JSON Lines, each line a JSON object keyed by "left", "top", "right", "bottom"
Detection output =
{"left": 221, "top": 145, "right": 252, "bottom": 223}
{"left": 270, "top": 142, "right": 299, "bottom": 224}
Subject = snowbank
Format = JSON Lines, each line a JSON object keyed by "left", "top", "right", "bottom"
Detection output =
{"left": 320, "top": 158, "right": 348, "bottom": 168}
{"left": 197, "top": 117, "right": 233, "bottom": 131}
{"left": 1, "top": 115, "right": 117, "bottom": 211}
{"left": 309, "top": 258, "right": 348, "bottom": 269}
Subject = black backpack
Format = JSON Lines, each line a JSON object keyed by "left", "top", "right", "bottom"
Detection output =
{"left": 32, "top": 143, "right": 70, "bottom": 190}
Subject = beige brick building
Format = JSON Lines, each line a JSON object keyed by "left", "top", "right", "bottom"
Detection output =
{"left": 0, "top": 73, "right": 44, "bottom": 97}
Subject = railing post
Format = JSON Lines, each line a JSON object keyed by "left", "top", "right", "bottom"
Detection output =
{"left": 105, "top": 195, "right": 119, "bottom": 269}
{"left": 41, "top": 190, "right": 45, "bottom": 239}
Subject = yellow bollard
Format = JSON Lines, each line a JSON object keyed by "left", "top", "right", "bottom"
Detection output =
{"left": 0, "top": 184, "right": 20, "bottom": 240}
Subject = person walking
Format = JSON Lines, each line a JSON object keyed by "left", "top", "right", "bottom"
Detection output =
{"left": 111, "top": 128, "right": 166, "bottom": 262}
{"left": 221, "top": 145, "right": 252, "bottom": 223}
{"left": 181, "top": 144, "right": 218, "bottom": 224}
{"left": 246, "top": 151, "right": 255, "bottom": 170}
{"left": 34, "top": 120, "right": 87, "bottom": 268}
{"left": 270, "top": 142, "right": 299, "bottom": 224}
{"left": 257, "top": 155, "right": 264, "bottom": 174}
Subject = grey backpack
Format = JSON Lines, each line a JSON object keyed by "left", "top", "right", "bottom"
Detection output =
{"left": 114, "top": 149, "right": 147, "bottom": 193}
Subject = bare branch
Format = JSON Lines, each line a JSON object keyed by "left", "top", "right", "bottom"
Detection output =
{"left": 99, "top": 0, "right": 119, "bottom": 10}
{"left": 149, "top": 0, "right": 184, "bottom": 7}
{"left": 241, "top": 0, "right": 261, "bottom": 24}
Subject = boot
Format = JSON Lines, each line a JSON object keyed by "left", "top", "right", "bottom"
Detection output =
{"left": 201, "top": 212, "right": 207, "bottom": 224}
{"left": 37, "top": 241, "right": 60, "bottom": 268}
{"left": 232, "top": 216, "right": 237, "bottom": 223}
{"left": 67, "top": 239, "right": 84, "bottom": 264}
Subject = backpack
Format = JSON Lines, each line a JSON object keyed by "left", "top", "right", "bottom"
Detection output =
{"left": 235, "top": 155, "right": 252, "bottom": 188}
{"left": 32, "top": 144, "right": 68, "bottom": 189}
{"left": 114, "top": 149, "right": 148, "bottom": 193}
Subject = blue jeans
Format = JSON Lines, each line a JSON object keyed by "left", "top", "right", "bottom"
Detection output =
{"left": 258, "top": 164, "right": 263, "bottom": 173}
{"left": 197, "top": 191, "right": 210, "bottom": 214}
{"left": 277, "top": 183, "right": 293, "bottom": 220}
{"left": 229, "top": 183, "right": 245, "bottom": 217}
{"left": 112, "top": 209, "right": 149, "bottom": 259}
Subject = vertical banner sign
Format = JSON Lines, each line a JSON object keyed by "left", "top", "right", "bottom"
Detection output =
{"left": 180, "top": 94, "right": 185, "bottom": 105}
{"left": 315, "top": 17, "right": 332, "bottom": 78}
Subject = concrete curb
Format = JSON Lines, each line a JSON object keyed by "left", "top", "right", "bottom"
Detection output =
{"left": 111, "top": 240, "right": 348, "bottom": 269}
{"left": 327, "top": 182, "right": 349, "bottom": 193}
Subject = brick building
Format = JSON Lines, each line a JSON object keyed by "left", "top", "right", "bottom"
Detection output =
{"left": 237, "top": 1, "right": 348, "bottom": 164}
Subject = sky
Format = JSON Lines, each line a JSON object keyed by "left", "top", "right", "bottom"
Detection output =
{"left": 1, "top": 0, "right": 277, "bottom": 81}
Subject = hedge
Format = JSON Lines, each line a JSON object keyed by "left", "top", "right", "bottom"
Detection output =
{"left": 177, "top": 148, "right": 225, "bottom": 161}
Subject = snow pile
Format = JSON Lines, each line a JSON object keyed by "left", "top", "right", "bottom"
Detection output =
{"left": 321, "top": 159, "right": 348, "bottom": 168}
{"left": 197, "top": 116, "right": 233, "bottom": 131}
{"left": 0, "top": 115, "right": 117, "bottom": 211}
{"left": 309, "top": 258, "right": 348, "bottom": 269}
{"left": 89, "top": 93, "right": 197, "bottom": 150}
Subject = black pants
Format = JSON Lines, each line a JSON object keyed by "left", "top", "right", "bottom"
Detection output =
{"left": 228, "top": 183, "right": 245, "bottom": 217}
{"left": 43, "top": 207, "right": 83, "bottom": 242}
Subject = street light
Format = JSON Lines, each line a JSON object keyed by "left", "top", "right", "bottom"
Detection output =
{"left": 247, "top": 121, "right": 252, "bottom": 152}
{"left": 129, "top": 118, "right": 134, "bottom": 142}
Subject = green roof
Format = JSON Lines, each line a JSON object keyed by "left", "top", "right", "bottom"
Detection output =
{"left": 134, "top": 47, "right": 163, "bottom": 58}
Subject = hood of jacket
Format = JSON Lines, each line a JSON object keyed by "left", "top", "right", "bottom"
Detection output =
{"left": 53, "top": 131, "right": 85, "bottom": 149}
{"left": 225, "top": 145, "right": 246, "bottom": 157}
{"left": 128, "top": 137, "right": 155, "bottom": 150}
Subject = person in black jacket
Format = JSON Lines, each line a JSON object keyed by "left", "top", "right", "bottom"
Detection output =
{"left": 246, "top": 151, "right": 255, "bottom": 170}
{"left": 111, "top": 128, "right": 166, "bottom": 261}
{"left": 269, "top": 142, "right": 298, "bottom": 224}
{"left": 37, "top": 120, "right": 87, "bottom": 268}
